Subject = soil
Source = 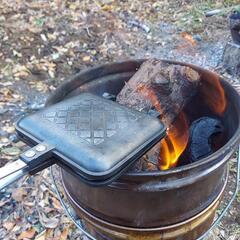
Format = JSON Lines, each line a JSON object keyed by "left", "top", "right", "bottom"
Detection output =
{"left": 0, "top": 0, "right": 239, "bottom": 239}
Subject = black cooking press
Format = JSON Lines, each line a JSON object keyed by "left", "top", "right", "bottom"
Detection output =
{"left": 0, "top": 93, "right": 165, "bottom": 189}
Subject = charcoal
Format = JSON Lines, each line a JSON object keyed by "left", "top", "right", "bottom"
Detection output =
{"left": 187, "top": 117, "right": 224, "bottom": 162}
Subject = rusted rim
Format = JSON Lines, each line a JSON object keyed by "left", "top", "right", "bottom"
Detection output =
{"left": 62, "top": 169, "right": 228, "bottom": 231}
{"left": 46, "top": 59, "right": 240, "bottom": 178}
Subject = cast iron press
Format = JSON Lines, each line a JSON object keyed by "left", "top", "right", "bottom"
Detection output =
{"left": 0, "top": 93, "right": 165, "bottom": 190}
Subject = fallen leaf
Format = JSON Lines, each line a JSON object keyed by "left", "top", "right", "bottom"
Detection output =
{"left": 0, "top": 81, "right": 13, "bottom": 86}
{"left": 23, "top": 202, "right": 35, "bottom": 207}
{"left": 0, "top": 200, "right": 9, "bottom": 207}
{"left": 82, "top": 56, "right": 91, "bottom": 62}
{"left": 12, "top": 225, "right": 21, "bottom": 232}
{"left": 12, "top": 188, "right": 28, "bottom": 202}
{"left": 34, "top": 230, "right": 46, "bottom": 240}
{"left": 39, "top": 213, "right": 59, "bottom": 229}
{"left": 40, "top": 33, "right": 48, "bottom": 42}
{"left": 18, "top": 228, "right": 36, "bottom": 240}
{"left": 2, "top": 147, "right": 21, "bottom": 156}
{"left": 0, "top": 137, "right": 9, "bottom": 144}
{"left": 59, "top": 228, "right": 69, "bottom": 240}
{"left": 2, "top": 125, "right": 15, "bottom": 133}
{"left": 13, "top": 65, "right": 30, "bottom": 78}
{"left": 3, "top": 221, "right": 15, "bottom": 231}
{"left": 13, "top": 49, "right": 22, "bottom": 58}
{"left": 51, "top": 197, "right": 61, "bottom": 210}
{"left": 101, "top": 4, "right": 113, "bottom": 11}
{"left": 48, "top": 70, "right": 55, "bottom": 78}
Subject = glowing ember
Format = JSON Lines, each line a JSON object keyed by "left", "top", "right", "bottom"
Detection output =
{"left": 159, "top": 112, "right": 189, "bottom": 170}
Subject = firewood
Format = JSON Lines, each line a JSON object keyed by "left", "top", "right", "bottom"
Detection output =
{"left": 117, "top": 59, "right": 200, "bottom": 126}
{"left": 116, "top": 59, "right": 201, "bottom": 171}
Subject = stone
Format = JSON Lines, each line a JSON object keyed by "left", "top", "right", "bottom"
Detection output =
{"left": 222, "top": 42, "right": 240, "bottom": 76}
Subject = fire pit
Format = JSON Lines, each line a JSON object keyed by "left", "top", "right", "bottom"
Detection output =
{"left": 47, "top": 60, "right": 240, "bottom": 240}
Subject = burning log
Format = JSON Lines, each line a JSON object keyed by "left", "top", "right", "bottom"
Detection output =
{"left": 117, "top": 59, "right": 200, "bottom": 126}
{"left": 116, "top": 59, "right": 201, "bottom": 171}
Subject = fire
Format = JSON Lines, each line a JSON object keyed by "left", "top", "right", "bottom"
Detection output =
{"left": 137, "top": 72, "right": 226, "bottom": 170}
{"left": 137, "top": 85, "right": 189, "bottom": 170}
{"left": 159, "top": 112, "right": 189, "bottom": 170}
{"left": 201, "top": 74, "right": 226, "bottom": 115}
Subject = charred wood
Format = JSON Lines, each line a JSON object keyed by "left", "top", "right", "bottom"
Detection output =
{"left": 116, "top": 59, "right": 201, "bottom": 171}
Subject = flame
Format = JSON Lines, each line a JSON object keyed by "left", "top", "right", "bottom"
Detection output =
{"left": 201, "top": 74, "right": 226, "bottom": 115}
{"left": 159, "top": 112, "right": 189, "bottom": 170}
{"left": 137, "top": 85, "right": 189, "bottom": 170}
{"left": 136, "top": 72, "right": 226, "bottom": 170}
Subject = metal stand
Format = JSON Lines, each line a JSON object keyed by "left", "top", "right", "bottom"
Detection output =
{"left": 50, "top": 145, "right": 240, "bottom": 240}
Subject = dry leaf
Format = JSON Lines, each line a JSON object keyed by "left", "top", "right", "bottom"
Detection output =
{"left": 13, "top": 65, "right": 30, "bottom": 78}
{"left": 34, "top": 230, "right": 46, "bottom": 240}
{"left": 40, "top": 34, "right": 48, "bottom": 42}
{"left": 12, "top": 225, "right": 21, "bottom": 232}
{"left": 23, "top": 202, "right": 35, "bottom": 207}
{"left": 2, "top": 147, "right": 21, "bottom": 156}
{"left": 101, "top": 4, "right": 113, "bottom": 11}
{"left": 3, "top": 221, "right": 15, "bottom": 231}
{"left": 0, "top": 200, "right": 9, "bottom": 207}
{"left": 12, "top": 188, "right": 28, "bottom": 202}
{"left": 59, "top": 228, "right": 69, "bottom": 240}
{"left": 51, "top": 197, "right": 61, "bottom": 210}
{"left": 48, "top": 70, "right": 55, "bottom": 78}
{"left": 0, "top": 81, "right": 13, "bottom": 86}
{"left": 39, "top": 213, "right": 59, "bottom": 229}
{"left": 2, "top": 125, "right": 15, "bottom": 133}
{"left": 18, "top": 228, "right": 36, "bottom": 240}
{"left": 82, "top": 56, "right": 91, "bottom": 62}
{"left": 45, "top": 228, "right": 54, "bottom": 238}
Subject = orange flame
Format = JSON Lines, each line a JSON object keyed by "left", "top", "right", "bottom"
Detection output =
{"left": 137, "top": 73, "right": 226, "bottom": 170}
{"left": 201, "top": 74, "right": 226, "bottom": 115}
{"left": 159, "top": 112, "right": 189, "bottom": 170}
{"left": 137, "top": 85, "right": 189, "bottom": 170}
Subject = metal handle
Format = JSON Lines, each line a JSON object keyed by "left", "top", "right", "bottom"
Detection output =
{"left": 51, "top": 145, "right": 240, "bottom": 240}
{"left": 0, "top": 159, "right": 27, "bottom": 181}
{"left": 0, "top": 143, "right": 55, "bottom": 191}
{"left": 0, "top": 167, "right": 27, "bottom": 191}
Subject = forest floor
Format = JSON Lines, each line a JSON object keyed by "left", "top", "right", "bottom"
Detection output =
{"left": 0, "top": 0, "right": 240, "bottom": 239}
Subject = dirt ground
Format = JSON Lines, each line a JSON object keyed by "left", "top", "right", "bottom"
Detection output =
{"left": 0, "top": 0, "right": 240, "bottom": 239}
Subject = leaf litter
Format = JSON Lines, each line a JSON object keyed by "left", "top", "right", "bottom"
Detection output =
{"left": 0, "top": 0, "right": 239, "bottom": 239}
